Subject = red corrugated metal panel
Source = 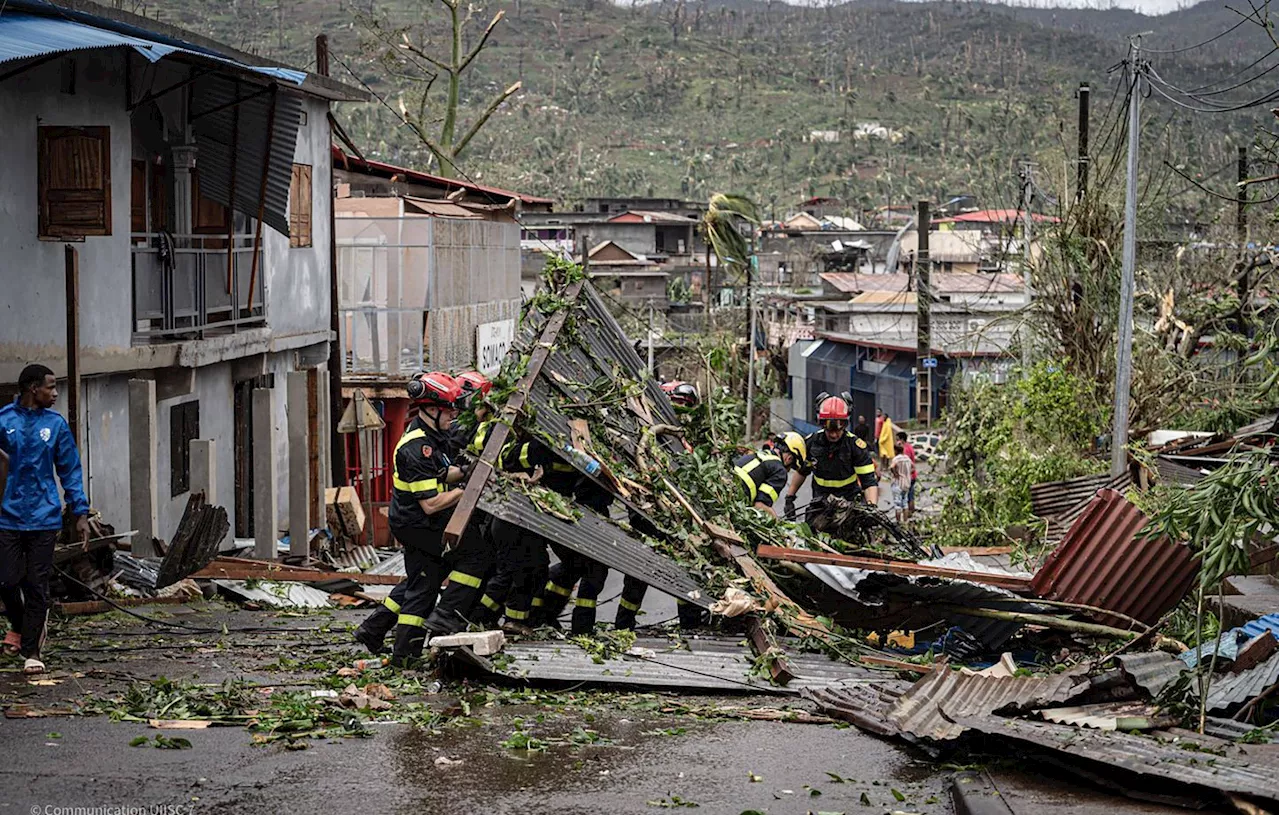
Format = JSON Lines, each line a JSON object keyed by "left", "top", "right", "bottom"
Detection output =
{"left": 1031, "top": 490, "right": 1198, "bottom": 627}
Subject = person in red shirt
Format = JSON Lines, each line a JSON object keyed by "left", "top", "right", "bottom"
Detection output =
{"left": 895, "top": 430, "right": 918, "bottom": 515}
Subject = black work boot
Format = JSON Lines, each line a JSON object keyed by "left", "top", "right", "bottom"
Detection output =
{"left": 353, "top": 624, "right": 387, "bottom": 654}
{"left": 390, "top": 625, "right": 429, "bottom": 668}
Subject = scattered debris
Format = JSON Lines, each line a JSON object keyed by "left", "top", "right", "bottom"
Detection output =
{"left": 1036, "top": 702, "right": 1177, "bottom": 731}
{"left": 156, "top": 493, "right": 230, "bottom": 589}
{"left": 429, "top": 630, "right": 506, "bottom": 656}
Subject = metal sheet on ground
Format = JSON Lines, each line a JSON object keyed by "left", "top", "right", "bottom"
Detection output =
{"left": 478, "top": 486, "right": 711, "bottom": 608}
{"left": 454, "top": 635, "right": 880, "bottom": 694}
{"left": 955, "top": 715, "right": 1279, "bottom": 801}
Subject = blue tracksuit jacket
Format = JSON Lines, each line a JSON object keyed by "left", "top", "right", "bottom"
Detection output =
{"left": 0, "top": 400, "right": 89, "bottom": 531}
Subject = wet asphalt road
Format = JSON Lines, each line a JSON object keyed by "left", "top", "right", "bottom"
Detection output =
{"left": 0, "top": 604, "right": 1211, "bottom": 815}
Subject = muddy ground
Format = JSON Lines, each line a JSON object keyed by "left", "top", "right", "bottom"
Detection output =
{"left": 0, "top": 603, "right": 1214, "bottom": 815}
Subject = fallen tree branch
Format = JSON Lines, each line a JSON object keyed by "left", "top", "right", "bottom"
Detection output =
{"left": 936, "top": 605, "right": 1138, "bottom": 640}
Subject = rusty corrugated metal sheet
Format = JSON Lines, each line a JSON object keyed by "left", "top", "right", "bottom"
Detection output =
{"left": 1031, "top": 490, "right": 1197, "bottom": 627}
{"left": 885, "top": 665, "right": 1089, "bottom": 741}
{"left": 955, "top": 716, "right": 1278, "bottom": 801}
{"left": 802, "top": 680, "right": 913, "bottom": 738}
{"left": 1116, "top": 651, "right": 1188, "bottom": 697}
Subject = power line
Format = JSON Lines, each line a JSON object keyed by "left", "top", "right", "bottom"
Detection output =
{"left": 1139, "top": 12, "right": 1257, "bottom": 54}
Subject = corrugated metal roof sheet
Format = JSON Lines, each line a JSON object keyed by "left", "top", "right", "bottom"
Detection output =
{"left": 191, "top": 74, "right": 302, "bottom": 237}
{"left": 804, "top": 552, "right": 1041, "bottom": 650}
{"left": 1204, "top": 652, "right": 1280, "bottom": 712}
{"left": 456, "top": 635, "right": 877, "bottom": 694}
{"left": 1031, "top": 490, "right": 1197, "bottom": 627}
{"left": 886, "top": 666, "right": 1089, "bottom": 741}
{"left": 819, "top": 272, "right": 1023, "bottom": 295}
{"left": 802, "top": 680, "right": 914, "bottom": 737}
{"left": 1029, "top": 471, "right": 1126, "bottom": 520}
{"left": 1154, "top": 457, "right": 1208, "bottom": 486}
{"left": 1243, "top": 614, "right": 1280, "bottom": 641}
{"left": 367, "top": 551, "right": 407, "bottom": 576}
{"left": 1037, "top": 701, "right": 1174, "bottom": 731}
{"left": 1180, "top": 613, "right": 1280, "bottom": 668}
{"left": 212, "top": 579, "right": 332, "bottom": 608}
{"left": 478, "top": 486, "right": 710, "bottom": 608}
{"left": 1202, "top": 715, "right": 1280, "bottom": 742}
{"left": 956, "top": 716, "right": 1279, "bottom": 801}
{"left": 1116, "top": 651, "right": 1188, "bottom": 697}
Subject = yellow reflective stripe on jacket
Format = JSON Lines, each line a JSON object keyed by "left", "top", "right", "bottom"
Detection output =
{"left": 734, "top": 452, "right": 781, "bottom": 504}
{"left": 468, "top": 421, "right": 492, "bottom": 455}
{"left": 734, "top": 465, "right": 758, "bottom": 502}
{"left": 519, "top": 443, "right": 532, "bottom": 470}
{"left": 814, "top": 473, "right": 859, "bottom": 489}
{"left": 383, "top": 596, "right": 402, "bottom": 614}
{"left": 480, "top": 594, "right": 500, "bottom": 611}
{"left": 392, "top": 426, "right": 445, "bottom": 494}
{"left": 757, "top": 482, "right": 779, "bottom": 503}
{"left": 854, "top": 463, "right": 876, "bottom": 475}
{"left": 447, "top": 570, "right": 483, "bottom": 589}
{"left": 398, "top": 614, "right": 427, "bottom": 629}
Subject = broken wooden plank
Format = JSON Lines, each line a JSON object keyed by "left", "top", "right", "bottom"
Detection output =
{"left": 755, "top": 545, "right": 1035, "bottom": 594}
{"left": 709, "top": 539, "right": 833, "bottom": 641}
{"left": 54, "top": 596, "right": 192, "bottom": 616}
{"left": 444, "top": 279, "right": 585, "bottom": 548}
{"left": 190, "top": 561, "right": 402, "bottom": 585}
{"left": 745, "top": 615, "right": 796, "bottom": 686}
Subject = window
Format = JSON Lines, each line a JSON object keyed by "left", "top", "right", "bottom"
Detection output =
{"left": 38, "top": 126, "right": 111, "bottom": 238}
{"left": 192, "top": 169, "right": 230, "bottom": 234}
{"left": 170, "top": 401, "right": 200, "bottom": 497}
{"left": 289, "top": 163, "right": 312, "bottom": 248}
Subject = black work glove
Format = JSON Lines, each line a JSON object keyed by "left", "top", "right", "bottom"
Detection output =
{"left": 784, "top": 495, "right": 797, "bottom": 520}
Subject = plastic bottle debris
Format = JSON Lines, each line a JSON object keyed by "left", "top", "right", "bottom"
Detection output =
{"left": 353, "top": 657, "right": 388, "bottom": 670}
{"left": 561, "top": 444, "right": 601, "bottom": 476}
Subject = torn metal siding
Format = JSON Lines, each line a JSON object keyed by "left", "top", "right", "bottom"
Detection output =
{"left": 1204, "top": 652, "right": 1280, "bottom": 712}
{"left": 457, "top": 635, "right": 876, "bottom": 694}
{"left": 886, "top": 666, "right": 1089, "bottom": 741}
{"left": 1154, "top": 457, "right": 1208, "bottom": 486}
{"left": 1031, "top": 490, "right": 1197, "bottom": 627}
{"left": 802, "top": 680, "right": 913, "bottom": 737}
{"left": 1037, "top": 702, "right": 1173, "bottom": 731}
{"left": 955, "top": 716, "right": 1279, "bottom": 801}
{"left": 478, "top": 485, "right": 711, "bottom": 608}
{"left": 1029, "top": 472, "right": 1124, "bottom": 518}
{"left": 1116, "top": 651, "right": 1188, "bottom": 697}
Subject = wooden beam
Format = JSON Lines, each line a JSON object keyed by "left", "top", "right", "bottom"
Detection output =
{"left": 745, "top": 615, "right": 795, "bottom": 685}
{"left": 755, "top": 545, "right": 1035, "bottom": 594}
{"left": 443, "top": 279, "right": 585, "bottom": 548}
{"left": 190, "top": 560, "right": 401, "bottom": 585}
{"left": 64, "top": 245, "right": 80, "bottom": 449}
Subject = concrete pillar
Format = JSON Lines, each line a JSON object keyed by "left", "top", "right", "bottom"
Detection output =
{"left": 313, "top": 367, "right": 330, "bottom": 529}
{"left": 287, "top": 371, "right": 311, "bottom": 559}
{"left": 128, "top": 379, "right": 158, "bottom": 556}
{"left": 190, "top": 439, "right": 216, "bottom": 505}
{"left": 253, "top": 387, "right": 278, "bottom": 559}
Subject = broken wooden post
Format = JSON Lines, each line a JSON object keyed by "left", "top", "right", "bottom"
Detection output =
{"left": 287, "top": 371, "right": 311, "bottom": 559}
{"left": 252, "top": 386, "right": 278, "bottom": 559}
{"left": 64, "top": 245, "right": 80, "bottom": 450}
{"left": 128, "top": 379, "right": 159, "bottom": 556}
{"left": 443, "top": 279, "right": 585, "bottom": 549}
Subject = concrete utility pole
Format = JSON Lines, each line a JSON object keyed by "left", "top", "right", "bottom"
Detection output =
{"left": 745, "top": 261, "right": 757, "bottom": 440}
{"left": 1019, "top": 161, "right": 1036, "bottom": 370}
{"left": 1110, "top": 49, "right": 1143, "bottom": 478}
{"left": 915, "top": 200, "right": 932, "bottom": 426}
{"left": 1076, "top": 83, "right": 1090, "bottom": 202}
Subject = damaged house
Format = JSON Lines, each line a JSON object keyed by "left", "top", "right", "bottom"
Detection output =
{"left": 0, "top": 0, "right": 365, "bottom": 553}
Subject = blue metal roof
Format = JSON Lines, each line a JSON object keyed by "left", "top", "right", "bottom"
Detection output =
{"left": 1180, "top": 613, "right": 1280, "bottom": 668}
{"left": 0, "top": 12, "right": 304, "bottom": 84}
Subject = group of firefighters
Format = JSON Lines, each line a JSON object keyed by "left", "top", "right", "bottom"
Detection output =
{"left": 357, "top": 369, "right": 889, "bottom": 667}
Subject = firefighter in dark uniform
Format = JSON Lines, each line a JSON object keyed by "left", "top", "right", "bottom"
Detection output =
{"left": 734, "top": 432, "right": 806, "bottom": 515}
{"left": 616, "top": 380, "right": 706, "bottom": 631}
{"left": 783, "top": 395, "right": 879, "bottom": 528}
{"left": 539, "top": 477, "right": 614, "bottom": 635}
{"left": 379, "top": 372, "right": 492, "bottom": 664}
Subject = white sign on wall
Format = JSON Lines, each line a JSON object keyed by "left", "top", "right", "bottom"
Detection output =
{"left": 476, "top": 319, "right": 515, "bottom": 375}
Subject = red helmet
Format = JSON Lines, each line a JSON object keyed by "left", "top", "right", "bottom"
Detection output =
{"left": 407, "top": 371, "right": 462, "bottom": 408}
{"left": 457, "top": 370, "right": 493, "bottom": 398}
{"left": 662, "top": 380, "right": 699, "bottom": 407}
{"left": 817, "top": 396, "right": 850, "bottom": 422}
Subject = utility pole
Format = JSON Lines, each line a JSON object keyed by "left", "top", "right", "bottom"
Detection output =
{"left": 915, "top": 200, "right": 932, "bottom": 427}
{"left": 647, "top": 299, "right": 655, "bottom": 376}
{"left": 1110, "top": 49, "right": 1142, "bottom": 478}
{"left": 1236, "top": 146, "right": 1250, "bottom": 337}
{"left": 1019, "top": 161, "right": 1036, "bottom": 370}
{"left": 1076, "top": 83, "right": 1090, "bottom": 202}
{"left": 745, "top": 257, "right": 757, "bottom": 441}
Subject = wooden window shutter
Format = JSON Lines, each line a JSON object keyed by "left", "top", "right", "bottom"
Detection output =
{"left": 191, "top": 169, "right": 230, "bottom": 234}
{"left": 289, "top": 163, "right": 312, "bottom": 248}
{"left": 39, "top": 126, "right": 111, "bottom": 238}
{"left": 130, "top": 160, "right": 146, "bottom": 234}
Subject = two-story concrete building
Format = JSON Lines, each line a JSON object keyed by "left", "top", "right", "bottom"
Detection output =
{"left": 0, "top": 0, "right": 365, "bottom": 554}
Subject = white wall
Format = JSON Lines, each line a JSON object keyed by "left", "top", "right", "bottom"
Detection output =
{"left": 0, "top": 52, "right": 134, "bottom": 363}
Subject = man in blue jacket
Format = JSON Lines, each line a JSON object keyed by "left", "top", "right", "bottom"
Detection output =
{"left": 0, "top": 364, "right": 90, "bottom": 674}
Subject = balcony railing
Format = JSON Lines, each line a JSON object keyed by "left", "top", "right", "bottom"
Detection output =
{"left": 131, "top": 233, "right": 265, "bottom": 341}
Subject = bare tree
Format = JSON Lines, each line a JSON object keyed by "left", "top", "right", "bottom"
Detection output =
{"left": 362, "top": 1, "right": 521, "bottom": 178}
